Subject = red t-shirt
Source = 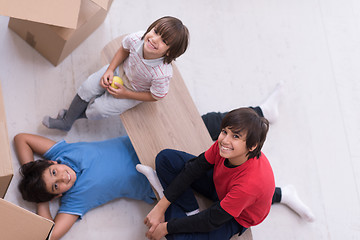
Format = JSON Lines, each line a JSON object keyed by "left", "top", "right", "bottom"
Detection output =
{"left": 204, "top": 141, "right": 275, "bottom": 228}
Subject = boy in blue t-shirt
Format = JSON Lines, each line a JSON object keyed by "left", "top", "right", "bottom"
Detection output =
{"left": 15, "top": 133, "right": 155, "bottom": 240}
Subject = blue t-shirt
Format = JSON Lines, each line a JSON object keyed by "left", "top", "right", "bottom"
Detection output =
{"left": 44, "top": 136, "right": 155, "bottom": 218}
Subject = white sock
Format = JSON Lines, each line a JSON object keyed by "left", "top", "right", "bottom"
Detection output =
{"left": 259, "top": 82, "right": 284, "bottom": 124}
{"left": 186, "top": 209, "right": 200, "bottom": 216}
{"left": 136, "top": 164, "right": 164, "bottom": 199}
{"left": 280, "top": 185, "right": 315, "bottom": 222}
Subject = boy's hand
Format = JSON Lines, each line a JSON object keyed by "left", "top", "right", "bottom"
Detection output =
{"left": 107, "top": 83, "right": 128, "bottom": 99}
{"left": 146, "top": 222, "right": 168, "bottom": 240}
{"left": 100, "top": 70, "right": 113, "bottom": 89}
{"left": 144, "top": 203, "right": 166, "bottom": 235}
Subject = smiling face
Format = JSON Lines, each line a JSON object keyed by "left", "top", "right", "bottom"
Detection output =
{"left": 218, "top": 127, "right": 256, "bottom": 166}
{"left": 143, "top": 28, "right": 170, "bottom": 60}
{"left": 42, "top": 161, "right": 77, "bottom": 196}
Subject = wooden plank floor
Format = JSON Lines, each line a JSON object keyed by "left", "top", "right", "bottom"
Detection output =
{"left": 1, "top": 0, "right": 359, "bottom": 239}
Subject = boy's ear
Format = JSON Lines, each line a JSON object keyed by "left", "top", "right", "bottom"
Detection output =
{"left": 249, "top": 144, "right": 257, "bottom": 152}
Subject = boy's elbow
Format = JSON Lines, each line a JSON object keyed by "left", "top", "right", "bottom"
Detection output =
{"left": 49, "top": 233, "right": 60, "bottom": 240}
{"left": 14, "top": 133, "right": 26, "bottom": 144}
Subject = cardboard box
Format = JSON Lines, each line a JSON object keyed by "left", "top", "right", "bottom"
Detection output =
{"left": 0, "top": 198, "right": 54, "bottom": 240}
{"left": 8, "top": 0, "right": 111, "bottom": 66}
{"left": 0, "top": 0, "right": 111, "bottom": 29}
{"left": 0, "top": 82, "right": 13, "bottom": 199}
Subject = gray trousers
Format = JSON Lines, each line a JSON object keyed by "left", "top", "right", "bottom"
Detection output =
{"left": 77, "top": 64, "right": 141, "bottom": 120}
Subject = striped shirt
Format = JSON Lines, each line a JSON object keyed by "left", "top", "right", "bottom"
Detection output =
{"left": 122, "top": 31, "right": 173, "bottom": 99}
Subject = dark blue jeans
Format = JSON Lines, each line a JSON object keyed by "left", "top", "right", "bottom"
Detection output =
{"left": 155, "top": 149, "right": 246, "bottom": 240}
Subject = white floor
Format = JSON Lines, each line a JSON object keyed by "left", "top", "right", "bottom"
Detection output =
{"left": 1, "top": 0, "right": 360, "bottom": 239}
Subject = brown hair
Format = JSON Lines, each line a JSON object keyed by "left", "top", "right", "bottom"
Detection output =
{"left": 18, "top": 160, "right": 58, "bottom": 203}
{"left": 221, "top": 108, "right": 269, "bottom": 159}
{"left": 142, "top": 16, "right": 189, "bottom": 64}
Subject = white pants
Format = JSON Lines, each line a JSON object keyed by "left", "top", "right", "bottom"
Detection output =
{"left": 77, "top": 65, "right": 141, "bottom": 120}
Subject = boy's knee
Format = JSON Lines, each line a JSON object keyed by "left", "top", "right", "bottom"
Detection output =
{"left": 85, "top": 103, "right": 107, "bottom": 120}
{"left": 155, "top": 149, "right": 173, "bottom": 169}
{"left": 155, "top": 149, "right": 188, "bottom": 174}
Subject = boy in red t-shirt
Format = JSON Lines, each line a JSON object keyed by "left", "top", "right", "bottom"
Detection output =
{"left": 140, "top": 108, "right": 274, "bottom": 240}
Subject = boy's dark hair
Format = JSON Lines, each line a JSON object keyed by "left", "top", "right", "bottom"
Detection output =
{"left": 221, "top": 107, "right": 269, "bottom": 159}
{"left": 142, "top": 16, "right": 189, "bottom": 64}
{"left": 18, "top": 160, "right": 58, "bottom": 203}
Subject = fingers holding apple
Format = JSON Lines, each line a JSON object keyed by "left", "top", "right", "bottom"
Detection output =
{"left": 110, "top": 76, "right": 124, "bottom": 89}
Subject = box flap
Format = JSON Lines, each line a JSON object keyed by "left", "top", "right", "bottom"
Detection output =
{"left": 0, "top": 0, "right": 81, "bottom": 28}
{"left": 0, "top": 122, "right": 12, "bottom": 177}
{"left": 91, "top": 0, "right": 112, "bottom": 10}
{"left": 0, "top": 82, "right": 13, "bottom": 198}
{"left": 0, "top": 81, "right": 6, "bottom": 122}
{"left": 0, "top": 199, "right": 54, "bottom": 240}
{"left": 0, "top": 122, "right": 13, "bottom": 198}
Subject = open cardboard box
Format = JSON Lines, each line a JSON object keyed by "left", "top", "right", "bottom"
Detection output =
{"left": 0, "top": 82, "right": 13, "bottom": 199}
{"left": 6, "top": 0, "right": 112, "bottom": 66}
{"left": 0, "top": 0, "right": 111, "bottom": 29}
{"left": 0, "top": 198, "right": 54, "bottom": 240}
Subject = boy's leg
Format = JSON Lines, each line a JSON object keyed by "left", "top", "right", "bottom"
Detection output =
{"left": 165, "top": 217, "right": 244, "bottom": 240}
{"left": 85, "top": 92, "right": 141, "bottom": 120}
{"left": 42, "top": 65, "right": 109, "bottom": 131}
{"left": 42, "top": 94, "right": 88, "bottom": 131}
{"left": 272, "top": 187, "right": 282, "bottom": 203}
{"left": 201, "top": 112, "right": 227, "bottom": 141}
{"left": 155, "top": 150, "right": 246, "bottom": 239}
{"left": 276, "top": 185, "right": 315, "bottom": 222}
{"left": 77, "top": 64, "right": 111, "bottom": 102}
{"left": 259, "top": 81, "right": 284, "bottom": 124}
{"left": 155, "top": 149, "right": 200, "bottom": 213}
{"left": 201, "top": 82, "right": 284, "bottom": 140}
{"left": 136, "top": 164, "right": 164, "bottom": 199}
{"left": 137, "top": 152, "right": 218, "bottom": 210}
{"left": 77, "top": 64, "right": 141, "bottom": 120}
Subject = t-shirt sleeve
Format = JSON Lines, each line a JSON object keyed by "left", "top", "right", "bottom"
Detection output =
{"left": 122, "top": 31, "right": 144, "bottom": 50}
{"left": 220, "top": 186, "right": 256, "bottom": 218}
{"left": 43, "top": 140, "right": 67, "bottom": 160}
{"left": 150, "top": 75, "right": 171, "bottom": 99}
{"left": 58, "top": 192, "right": 86, "bottom": 219}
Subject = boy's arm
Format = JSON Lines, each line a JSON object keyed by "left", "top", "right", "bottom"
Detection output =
{"left": 166, "top": 202, "right": 234, "bottom": 234}
{"left": 147, "top": 202, "right": 233, "bottom": 239}
{"left": 37, "top": 202, "right": 78, "bottom": 240}
{"left": 164, "top": 153, "right": 213, "bottom": 202}
{"left": 51, "top": 213, "right": 79, "bottom": 240}
{"left": 107, "top": 86, "right": 157, "bottom": 102}
{"left": 101, "top": 46, "right": 130, "bottom": 88}
{"left": 14, "top": 133, "right": 56, "bottom": 165}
